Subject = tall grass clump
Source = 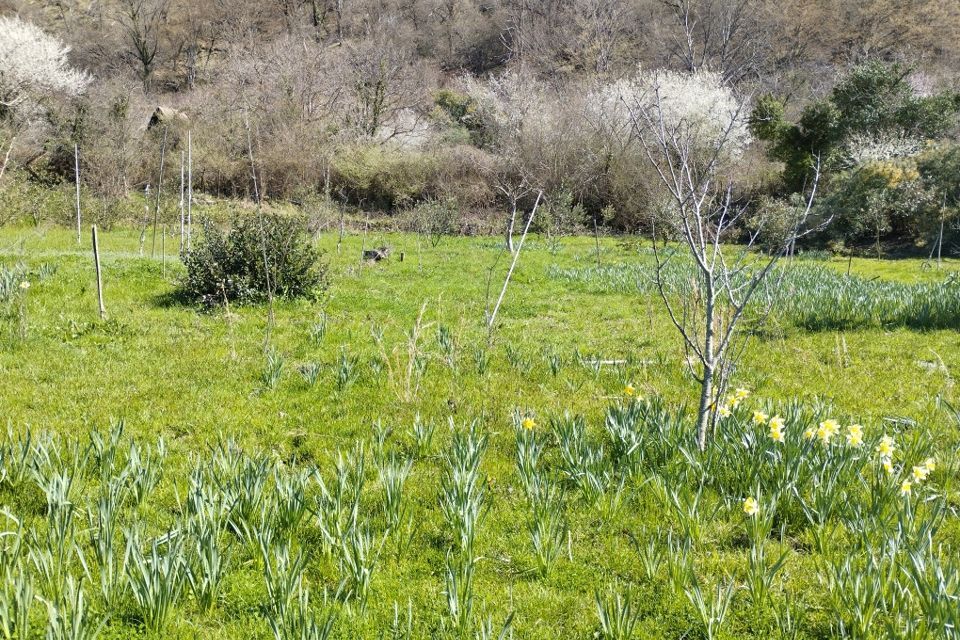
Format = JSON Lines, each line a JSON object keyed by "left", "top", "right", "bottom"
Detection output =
{"left": 125, "top": 530, "right": 187, "bottom": 633}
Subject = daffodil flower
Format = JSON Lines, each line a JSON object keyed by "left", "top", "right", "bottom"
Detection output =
{"left": 521, "top": 417, "right": 536, "bottom": 430}
{"left": 768, "top": 416, "right": 785, "bottom": 443}
{"left": 900, "top": 479, "right": 912, "bottom": 496}
{"left": 816, "top": 419, "right": 840, "bottom": 445}
{"left": 742, "top": 496, "right": 759, "bottom": 516}
{"left": 911, "top": 465, "right": 929, "bottom": 483}
{"left": 876, "top": 435, "right": 895, "bottom": 458}
{"left": 624, "top": 384, "right": 636, "bottom": 398}
{"left": 19, "top": 281, "right": 30, "bottom": 290}
{"left": 752, "top": 410, "right": 769, "bottom": 426}
{"left": 846, "top": 424, "right": 863, "bottom": 447}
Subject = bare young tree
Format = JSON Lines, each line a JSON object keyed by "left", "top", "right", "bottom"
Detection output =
{"left": 624, "top": 71, "right": 820, "bottom": 450}
{"left": 344, "top": 37, "right": 426, "bottom": 139}
{"left": 119, "top": 0, "right": 170, "bottom": 91}
{"left": 496, "top": 176, "right": 533, "bottom": 253}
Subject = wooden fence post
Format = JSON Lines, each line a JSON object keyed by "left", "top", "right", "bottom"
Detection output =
{"left": 92, "top": 225, "right": 105, "bottom": 319}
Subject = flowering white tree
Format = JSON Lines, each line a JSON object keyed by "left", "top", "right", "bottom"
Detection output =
{"left": 0, "top": 16, "right": 89, "bottom": 180}
{"left": 463, "top": 71, "right": 593, "bottom": 251}
{"left": 0, "top": 16, "right": 89, "bottom": 113}
{"left": 592, "top": 68, "right": 752, "bottom": 160}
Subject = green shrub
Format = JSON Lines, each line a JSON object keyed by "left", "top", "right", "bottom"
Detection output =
{"left": 751, "top": 62, "right": 960, "bottom": 191}
{"left": 404, "top": 197, "right": 461, "bottom": 246}
{"left": 180, "top": 214, "right": 327, "bottom": 305}
{"left": 818, "top": 159, "right": 933, "bottom": 252}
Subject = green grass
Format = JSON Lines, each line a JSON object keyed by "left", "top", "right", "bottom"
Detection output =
{"left": 0, "top": 223, "right": 958, "bottom": 639}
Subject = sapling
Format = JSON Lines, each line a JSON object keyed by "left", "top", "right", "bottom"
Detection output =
{"left": 624, "top": 71, "right": 822, "bottom": 450}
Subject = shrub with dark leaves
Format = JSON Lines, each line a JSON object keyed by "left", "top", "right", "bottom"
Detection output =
{"left": 180, "top": 214, "right": 327, "bottom": 305}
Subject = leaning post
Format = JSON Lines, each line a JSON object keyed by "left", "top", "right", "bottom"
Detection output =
{"left": 92, "top": 225, "right": 106, "bottom": 319}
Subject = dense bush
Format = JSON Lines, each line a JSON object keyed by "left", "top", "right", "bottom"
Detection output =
{"left": 180, "top": 214, "right": 327, "bottom": 305}
{"left": 403, "top": 197, "right": 462, "bottom": 245}
{"left": 815, "top": 143, "right": 960, "bottom": 253}
{"left": 751, "top": 62, "right": 960, "bottom": 191}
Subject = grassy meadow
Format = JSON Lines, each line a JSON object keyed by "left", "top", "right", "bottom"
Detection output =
{"left": 1, "top": 222, "right": 959, "bottom": 639}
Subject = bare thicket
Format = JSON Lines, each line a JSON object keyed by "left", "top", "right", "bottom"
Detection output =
{"left": 118, "top": 0, "right": 169, "bottom": 91}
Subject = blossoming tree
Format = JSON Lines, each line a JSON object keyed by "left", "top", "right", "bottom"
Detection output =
{"left": 0, "top": 16, "right": 89, "bottom": 179}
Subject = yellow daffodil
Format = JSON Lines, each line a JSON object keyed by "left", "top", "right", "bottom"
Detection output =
{"left": 752, "top": 410, "right": 769, "bottom": 426}
{"left": 816, "top": 419, "right": 839, "bottom": 445}
{"left": 900, "top": 479, "right": 912, "bottom": 496}
{"left": 876, "top": 435, "right": 895, "bottom": 458}
{"left": 911, "top": 465, "right": 929, "bottom": 483}
{"left": 803, "top": 427, "right": 816, "bottom": 440}
{"left": 768, "top": 416, "right": 785, "bottom": 443}
{"left": 881, "top": 458, "right": 893, "bottom": 474}
{"left": 718, "top": 406, "right": 732, "bottom": 418}
{"left": 624, "top": 384, "right": 636, "bottom": 398}
{"left": 521, "top": 417, "right": 536, "bottom": 430}
{"left": 742, "top": 496, "right": 759, "bottom": 517}
{"left": 734, "top": 388, "right": 751, "bottom": 402}
{"left": 846, "top": 424, "right": 864, "bottom": 447}
{"left": 923, "top": 457, "right": 936, "bottom": 472}
{"left": 819, "top": 419, "right": 840, "bottom": 434}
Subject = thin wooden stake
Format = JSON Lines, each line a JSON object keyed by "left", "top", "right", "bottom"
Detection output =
{"left": 487, "top": 191, "right": 542, "bottom": 337}
{"left": 593, "top": 217, "right": 601, "bottom": 268}
{"left": 179, "top": 150, "right": 185, "bottom": 252}
{"left": 139, "top": 184, "right": 149, "bottom": 256}
{"left": 74, "top": 144, "right": 82, "bottom": 244}
{"left": 151, "top": 127, "right": 168, "bottom": 258}
{"left": 187, "top": 130, "right": 193, "bottom": 250}
{"left": 162, "top": 224, "right": 167, "bottom": 278}
{"left": 92, "top": 225, "right": 105, "bottom": 319}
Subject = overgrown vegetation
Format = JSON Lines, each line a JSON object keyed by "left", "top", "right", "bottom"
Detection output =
{"left": 1, "top": 227, "right": 959, "bottom": 638}
{"left": 3, "top": 5, "right": 960, "bottom": 257}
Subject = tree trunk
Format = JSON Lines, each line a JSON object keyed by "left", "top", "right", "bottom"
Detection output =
{"left": 695, "top": 362, "right": 715, "bottom": 452}
{"left": 506, "top": 201, "right": 517, "bottom": 253}
{"left": 695, "top": 282, "right": 717, "bottom": 451}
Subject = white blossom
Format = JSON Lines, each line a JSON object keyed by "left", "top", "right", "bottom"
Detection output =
{"left": 841, "top": 133, "right": 922, "bottom": 166}
{"left": 590, "top": 68, "right": 751, "bottom": 158}
{"left": 0, "top": 16, "right": 90, "bottom": 113}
